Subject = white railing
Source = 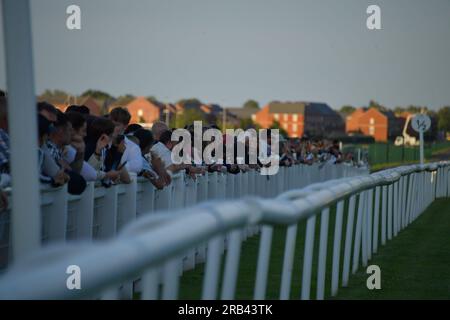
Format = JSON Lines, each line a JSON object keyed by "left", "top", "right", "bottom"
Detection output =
{"left": 0, "top": 163, "right": 366, "bottom": 270}
{"left": 6, "top": 162, "right": 444, "bottom": 300}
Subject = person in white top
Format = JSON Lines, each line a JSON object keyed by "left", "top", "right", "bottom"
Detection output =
{"left": 119, "top": 136, "right": 143, "bottom": 174}
{"left": 109, "top": 107, "right": 143, "bottom": 175}
{"left": 151, "top": 129, "right": 205, "bottom": 178}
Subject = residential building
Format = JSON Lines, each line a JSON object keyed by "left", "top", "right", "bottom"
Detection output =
{"left": 253, "top": 101, "right": 345, "bottom": 138}
{"left": 345, "top": 107, "right": 403, "bottom": 142}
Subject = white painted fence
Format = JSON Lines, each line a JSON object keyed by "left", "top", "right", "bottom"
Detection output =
{"left": 6, "top": 163, "right": 450, "bottom": 299}
{"left": 0, "top": 163, "right": 365, "bottom": 270}
{"left": 1, "top": 162, "right": 448, "bottom": 300}
{"left": 2, "top": 162, "right": 448, "bottom": 300}
{"left": 1, "top": 162, "right": 447, "bottom": 300}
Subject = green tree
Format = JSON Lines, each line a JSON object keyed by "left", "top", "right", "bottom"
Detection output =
{"left": 394, "top": 106, "right": 406, "bottom": 114}
{"left": 368, "top": 100, "right": 388, "bottom": 112}
{"left": 340, "top": 105, "right": 356, "bottom": 115}
{"left": 270, "top": 120, "right": 288, "bottom": 137}
{"left": 406, "top": 105, "right": 428, "bottom": 114}
{"left": 177, "top": 98, "right": 202, "bottom": 106}
{"left": 437, "top": 106, "right": 450, "bottom": 133}
{"left": 81, "top": 89, "right": 114, "bottom": 100}
{"left": 240, "top": 118, "right": 258, "bottom": 130}
{"left": 170, "top": 109, "right": 206, "bottom": 129}
{"left": 243, "top": 99, "right": 260, "bottom": 110}
{"left": 39, "top": 89, "right": 71, "bottom": 100}
{"left": 115, "top": 94, "right": 136, "bottom": 106}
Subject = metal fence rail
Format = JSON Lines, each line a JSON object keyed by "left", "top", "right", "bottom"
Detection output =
{"left": 1, "top": 162, "right": 447, "bottom": 300}
{"left": 0, "top": 163, "right": 365, "bottom": 270}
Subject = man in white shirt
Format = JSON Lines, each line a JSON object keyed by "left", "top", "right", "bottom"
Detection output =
{"left": 151, "top": 130, "right": 188, "bottom": 174}
{"left": 152, "top": 129, "right": 206, "bottom": 179}
{"left": 109, "top": 107, "right": 143, "bottom": 174}
{"left": 120, "top": 136, "right": 143, "bottom": 174}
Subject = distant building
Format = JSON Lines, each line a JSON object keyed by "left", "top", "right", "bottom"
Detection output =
{"left": 78, "top": 96, "right": 102, "bottom": 116}
{"left": 345, "top": 107, "right": 403, "bottom": 142}
{"left": 40, "top": 95, "right": 104, "bottom": 116}
{"left": 345, "top": 108, "right": 367, "bottom": 133}
{"left": 125, "top": 97, "right": 167, "bottom": 126}
{"left": 253, "top": 101, "right": 345, "bottom": 138}
{"left": 227, "top": 108, "right": 258, "bottom": 122}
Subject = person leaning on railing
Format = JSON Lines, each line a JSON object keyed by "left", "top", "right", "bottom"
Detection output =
{"left": 107, "top": 107, "right": 143, "bottom": 176}
{"left": 151, "top": 129, "right": 205, "bottom": 180}
{"left": 84, "top": 116, "right": 126, "bottom": 185}
{"left": 64, "top": 111, "right": 98, "bottom": 182}
{"left": 149, "top": 122, "right": 174, "bottom": 186}
{"left": 43, "top": 110, "right": 87, "bottom": 195}
{"left": 131, "top": 128, "right": 166, "bottom": 190}
{"left": 38, "top": 114, "right": 70, "bottom": 188}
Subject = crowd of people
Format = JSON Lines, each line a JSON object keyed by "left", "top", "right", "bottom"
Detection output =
{"left": 0, "top": 95, "right": 359, "bottom": 210}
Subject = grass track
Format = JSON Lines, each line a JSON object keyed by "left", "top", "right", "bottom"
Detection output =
{"left": 178, "top": 198, "right": 450, "bottom": 300}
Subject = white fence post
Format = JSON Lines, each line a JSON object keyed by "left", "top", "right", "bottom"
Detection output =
{"left": 42, "top": 186, "right": 68, "bottom": 243}
{"left": 71, "top": 182, "right": 95, "bottom": 240}
{"left": 254, "top": 226, "right": 273, "bottom": 300}
{"left": 342, "top": 195, "right": 356, "bottom": 287}
{"left": 316, "top": 207, "right": 330, "bottom": 300}
{"left": 372, "top": 186, "right": 381, "bottom": 254}
{"left": 301, "top": 215, "right": 316, "bottom": 300}
{"left": 331, "top": 200, "right": 344, "bottom": 296}
{"left": 93, "top": 186, "right": 118, "bottom": 239}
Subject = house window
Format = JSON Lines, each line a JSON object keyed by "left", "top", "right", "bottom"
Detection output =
{"left": 274, "top": 113, "right": 279, "bottom": 121}
{"left": 284, "top": 114, "right": 288, "bottom": 121}
{"left": 369, "top": 126, "right": 375, "bottom": 135}
{"left": 138, "top": 109, "right": 144, "bottom": 117}
{"left": 293, "top": 114, "right": 298, "bottom": 122}
{"left": 293, "top": 124, "right": 298, "bottom": 132}
{"left": 251, "top": 114, "right": 256, "bottom": 121}
{"left": 283, "top": 123, "right": 288, "bottom": 130}
{"left": 370, "top": 117, "right": 375, "bottom": 125}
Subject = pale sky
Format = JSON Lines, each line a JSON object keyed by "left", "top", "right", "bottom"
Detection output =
{"left": 1, "top": 0, "right": 450, "bottom": 109}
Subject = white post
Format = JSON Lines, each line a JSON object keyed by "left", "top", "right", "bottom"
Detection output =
{"left": 372, "top": 186, "right": 381, "bottom": 254}
{"left": 381, "top": 185, "right": 387, "bottom": 245}
{"left": 419, "top": 131, "right": 424, "bottom": 165}
{"left": 342, "top": 195, "right": 356, "bottom": 286}
{"left": 301, "top": 215, "right": 316, "bottom": 300}
{"left": 316, "top": 207, "right": 330, "bottom": 300}
{"left": 352, "top": 192, "right": 365, "bottom": 274}
{"left": 2, "top": 0, "right": 41, "bottom": 261}
{"left": 279, "top": 224, "right": 298, "bottom": 300}
{"left": 254, "top": 226, "right": 273, "bottom": 300}
{"left": 331, "top": 200, "right": 344, "bottom": 296}
{"left": 202, "top": 236, "right": 223, "bottom": 300}
{"left": 221, "top": 230, "right": 242, "bottom": 300}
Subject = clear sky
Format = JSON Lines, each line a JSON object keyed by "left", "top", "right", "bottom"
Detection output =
{"left": 1, "top": 0, "right": 450, "bottom": 109}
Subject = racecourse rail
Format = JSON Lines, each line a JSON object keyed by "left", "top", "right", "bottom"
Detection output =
{"left": 0, "top": 162, "right": 448, "bottom": 300}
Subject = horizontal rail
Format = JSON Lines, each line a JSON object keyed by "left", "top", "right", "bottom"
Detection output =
{"left": 0, "top": 162, "right": 447, "bottom": 300}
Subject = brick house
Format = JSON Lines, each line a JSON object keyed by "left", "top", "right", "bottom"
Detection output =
{"left": 253, "top": 101, "right": 344, "bottom": 138}
{"left": 41, "top": 95, "right": 104, "bottom": 116}
{"left": 345, "top": 108, "right": 366, "bottom": 133}
{"left": 125, "top": 97, "right": 164, "bottom": 125}
{"left": 346, "top": 107, "right": 403, "bottom": 142}
{"left": 79, "top": 96, "right": 103, "bottom": 116}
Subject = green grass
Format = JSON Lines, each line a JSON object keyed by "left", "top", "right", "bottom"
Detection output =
{"left": 334, "top": 198, "right": 450, "bottom": 300}
{"left": 178, "top": 198, "right": 450, "bottom": 300}
{"left": 179, "top": 203, "right": 349, "bottom": 300}
{"left": 370, "top": 161, "right": 419, "bottom": 173}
